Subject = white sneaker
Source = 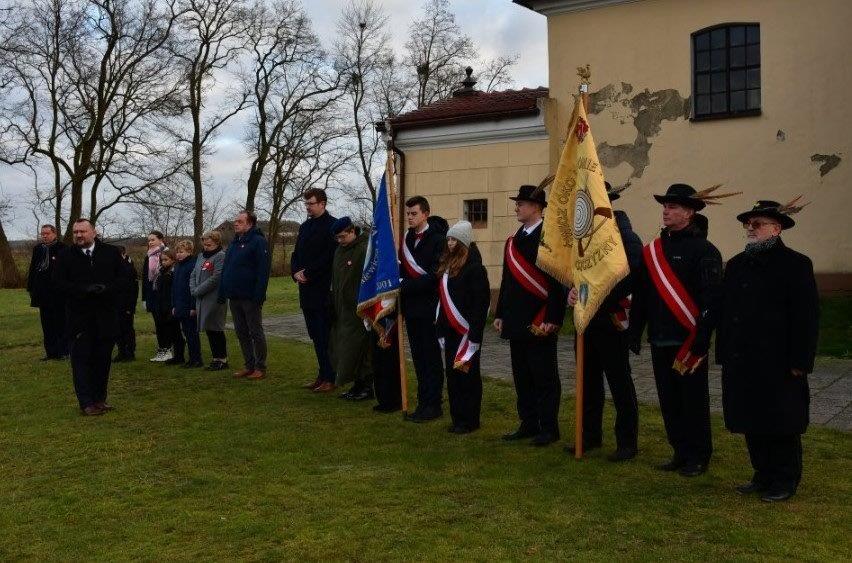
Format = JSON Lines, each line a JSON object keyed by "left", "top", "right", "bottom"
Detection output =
{"left": 161, "top": 348, "right": 174, "bottom": 362}
{"left": 150, "top": 348, "right": 171, "bottom": 362}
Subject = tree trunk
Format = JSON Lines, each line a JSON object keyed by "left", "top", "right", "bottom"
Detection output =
{"left": 0, "top": 217, "right": 22, "bottom": 288}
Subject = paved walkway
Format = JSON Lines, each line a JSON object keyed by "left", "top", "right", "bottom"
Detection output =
{"left": 260, "top": 314, "right": 852, "bottom": 432}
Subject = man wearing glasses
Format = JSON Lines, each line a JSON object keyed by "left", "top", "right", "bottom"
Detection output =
{"left": 291, "top": 188, "right": 338, "bottom": 392}
{"left": 717, "top": 200, "right": 818, "bottom": 502}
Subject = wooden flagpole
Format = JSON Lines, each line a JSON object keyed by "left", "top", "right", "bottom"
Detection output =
{"left": 386, "top": 152, "right": 409, "bottom": 415}
{"left": 574, "top": 76, "right": 591, "bottom": 460}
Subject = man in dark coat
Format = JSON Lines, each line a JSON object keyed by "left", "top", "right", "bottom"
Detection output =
{"left": 495, "top": 185, "right": 568, "bottom": 447}
{"left": 27, "top": 224, "right": 67, "bottom": 360}
{"left": 566, "top": 183, "right": 641, "bottom": 461}
{"left": 400, "top": 196, "right": 448, "bottom": 422}
{"left": 54, "top": 219, "right": 126, "bottom": 415}
{"left": 291, "top": 188, "right": 337, "bottom": 392}
{"left": 630, "top": 184, "right": 725, "bottom": 477}
{"left": 219, "top": 210, "right": 270, "bottom": 380}
{"left": 718, "top": 199, "right": 819, "bottom": 502}
{"left": 114, "top": 246, "right": 139, "bottom": 362}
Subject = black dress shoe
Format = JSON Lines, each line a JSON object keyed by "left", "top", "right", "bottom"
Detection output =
{"left": 164, "top": 357, "right": 185, "bottom": 365}
{"left": 607, "top": 447, "right": 638, "bottom": 462}
{"left": 761, "top": 489, "right": 794, "bottom": 503}
{"left": 350, "top": 388, "right": 374, "bottom": 401}
{"left": 736, "top": 481, "right": 766, "bottom": 495}
{"left": 679, "top": 463, "right": 708, "bottom": 477}
{"left": 502, "top": 427, "right": 540, "bottom": 441}
{"left": 448, "top": 424, "right": 476, "bottom": 434}
{"left": 563, "top": 443, "right": 602, "bottom": 455}
{"left": 373, "top": 404, "right": 401, "bottom": 413}
{"left": 407, "top": 407, "right": 442, "bottom": 422}
{"left": 657, "top": 458, "right": 686, "bottom": 472}
{"left": 531, "top": 433, "right": 559, "bottom": 447}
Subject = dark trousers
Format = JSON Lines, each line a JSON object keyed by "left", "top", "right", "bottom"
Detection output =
{"left": 303, "top": 307, "right": 334, "bottom": 382}
{"left": 115, "top": 310, "right": 136, "bottom": 358}
{"left": 510, "top": 336, "right": 561, "bottom": 437}
{"left": 151, "top": 309, "right": 170, "bottom": 349}
{"left": 205, "top": 330, "right": 227, "bottom": 359}
{"left": 443, "top": 334, "right": 483, "bottom": 429}
{"left": 745, "top": 433, "right": 803, "bottom": 493}
{"left": 178, "top": 316, "right": 202, "bottom": 363}
{"left": 579, "top": 324, "right": 638, "bottom": 450}
{"left": 70, "top": 328, "right": 114, "bottom": 409}
{"left": 651, "top": 345, "right": 712, "bottom": 465}
{"left": 230, "top": 299, "right": 267, "bottom": 371}
{"left": 39, "top": 304, "right": 67, "bottom": 358}
{"left": 372, "top": 331, "right": 402, "bottom": 410}
{"left": 163, "top": 317, "right": 184, "bottom": 359}
{"left": 406, "top": 317, "right": 444, "bottom": 412}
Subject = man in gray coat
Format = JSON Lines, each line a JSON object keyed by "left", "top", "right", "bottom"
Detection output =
{"left": 191, "top": 230, "right": 229, "bottom": 370}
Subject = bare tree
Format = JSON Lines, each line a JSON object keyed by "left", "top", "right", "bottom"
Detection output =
{"left": 242, "top": 0, "right": 344, "bottom": 214}
{"left": 170, "top": 0, "right": 251, "bottom": 248}
{"left": 404, "top": 0, "right": 477, "bottom": 108}
{"left": 0, "top": 192, "right": 22, "bottom": 288}
{"left": 335, "top": 0, "right": 395, "bottom": 202}
{"left": 478, "top": 54, "right": 519, "bottom": 92}
{"left": 0, "top": 0, "right": 186, "bottom": 241}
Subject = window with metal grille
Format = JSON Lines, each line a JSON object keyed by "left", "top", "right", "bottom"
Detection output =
{"left": 692, "top": 23, "right": 761, "bottom": 120}
{"left": 463, "top": 199, "right": 488, "bottom": 229}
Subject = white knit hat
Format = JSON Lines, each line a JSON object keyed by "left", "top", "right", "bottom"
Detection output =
{"left": 446, "top": 220, "right": 472, "bottom": 247}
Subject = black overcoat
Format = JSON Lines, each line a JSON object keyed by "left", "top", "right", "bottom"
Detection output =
{"left": 436, "top": 244, "right": 491, "bottom": 345}
{"left": 54, "top": 240, "right": 126, "bottom": 336}
{"left": 27, "top": 241, "right": 66, "bottom": 307}
{"left": 717, "top": 238, "right": 819, "bottom": 435}
{"left": 494, "top": 223, "right": 567, "bottom": 341}
{"left": 290, "top": 211, "right": 337, "bottom": 310}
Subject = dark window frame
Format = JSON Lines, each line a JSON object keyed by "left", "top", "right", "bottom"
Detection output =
{"left": 691, "top": 22, "right": 762, "bottom": 121}
{"left": 463, "top": 198, "right": 488, "bottom": 229}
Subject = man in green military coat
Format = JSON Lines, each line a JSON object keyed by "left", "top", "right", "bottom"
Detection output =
{"left": 329, "top": 217, "right": 373, "bottom": 400}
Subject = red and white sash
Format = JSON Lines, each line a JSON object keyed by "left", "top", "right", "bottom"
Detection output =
{"left": 438, "top": 272, "right": 480, "bottom": 370}
{"left": 642, "top": 238, "right": 705, "bottom": 374}
{"left": 610, "top": 295, "right": 632, "bottom": 331}
{"left": 400, "top": 238, "right": 427, "bottom": 278}
{"left": 505, "top": 236, "right": 548, "bottom": 329}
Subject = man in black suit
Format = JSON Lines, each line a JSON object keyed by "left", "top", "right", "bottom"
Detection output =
{"left": 400, "top": 196, "right": 447, "bottom": 422}
{"left": 291, "top": 188, "right": 337, "bottom": 392}
{"left": 495, "top": 185, "right": 567, "bottom": 446}
{"left": 54, "top": 218, "right": 126, "bottom": 416}
{"left": 27, "top": 224, "right": 67, "bottom": 360}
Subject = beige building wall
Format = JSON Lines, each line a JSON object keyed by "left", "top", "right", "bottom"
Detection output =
{"left": 546, "top": 0, "right": 852, "bottom": 275}
{"left": 404, "top": 139, "right": 550, "bottom": 286}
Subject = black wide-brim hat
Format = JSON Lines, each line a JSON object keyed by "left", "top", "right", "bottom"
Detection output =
{"left": 510, "top": 184, "right": 547, "bottom": 207}
{"left": 736, "top": 200, "right": 795, "bottom": 229}
{"left": 653, "top": 183, "right": 705, "bottom": 210}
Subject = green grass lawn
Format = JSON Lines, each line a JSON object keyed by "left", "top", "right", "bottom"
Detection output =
{"left": 1, "top": 284, "right": 850, "bottom": 560}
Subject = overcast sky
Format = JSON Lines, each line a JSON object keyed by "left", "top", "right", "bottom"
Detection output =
{"left": 1, "top": 0, "right": 547, "bottom": 239}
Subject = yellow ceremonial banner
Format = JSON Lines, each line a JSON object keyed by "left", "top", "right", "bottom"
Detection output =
{"left": 536, "top": 95, "right": 628, "bottom": 335}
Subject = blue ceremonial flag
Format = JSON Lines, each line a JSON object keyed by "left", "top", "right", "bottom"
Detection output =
{"left": 357, "top": 173, "right": 400, "bottom": 346}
